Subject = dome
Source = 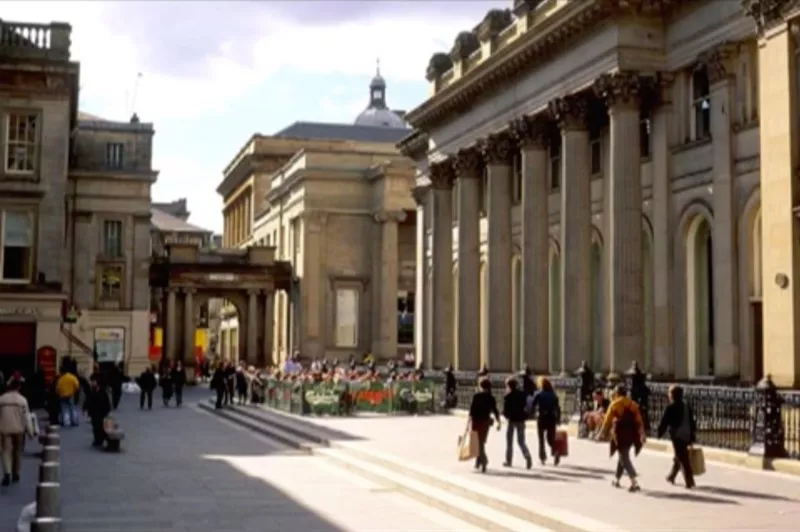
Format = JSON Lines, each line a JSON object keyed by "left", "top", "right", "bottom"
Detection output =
{"left": 355, "top": 107, "right": 407, "bottom": 128}
{"left": 354, "top": 59, "right": 408, "bottom": 129}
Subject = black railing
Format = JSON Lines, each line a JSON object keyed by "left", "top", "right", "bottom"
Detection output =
{"left": 428, "top": 364, "right": 800, "bottom": 461}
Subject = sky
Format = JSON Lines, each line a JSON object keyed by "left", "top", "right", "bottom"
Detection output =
{"left": 5, "top": 0, "right": 506, "bottom": 233}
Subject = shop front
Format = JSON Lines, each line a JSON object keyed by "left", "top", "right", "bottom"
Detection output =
{"left": 0, "top": 294, "right": 65, "bottom": 381}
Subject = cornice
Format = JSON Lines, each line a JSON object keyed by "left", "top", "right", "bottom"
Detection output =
{"left": 396, "top": 129, "right": 430, "bottom": 161}
{"left": 742, "top": 0, "right": 800, "bottom": 36}
{"left": 406, "top": 0, "right": 694, "bottom": 131}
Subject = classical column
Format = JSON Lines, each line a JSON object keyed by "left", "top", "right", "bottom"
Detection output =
{"left": 428, "top": 160, "right": 455, "bottom": 370}
{"left": 651, "top": 73, "right": 675, "bottom": 376}
{"left": 247, "top": 289, "right": 258, "bottom": 365}
{"left": 481, "top": 132, "right": 515, "bottom": 371}
{"left": 454, "top": 147, "right": 483, "bottom": 371}
{"left": 183, "top": 288, "right": 195, "bottom": 365}
{"left": 595, "top": 71, "right": 645, "bottom": 374}
{"left": 302, "top": 211, "right": 327, "bottom": 360}
{"left": 165, "top": 288, "right": 177, "bottom": 361}
{"left": 511, "top": 115, "right": 551, "bottom": 373}
{"left": 550, "top": 95, "right": 592, "bottom": 373}
{"left": 262, "top": 291, "right": 275, "bottom": 366}
{"left": 375, "top": 210, "right": 406, "bottom": 360}
{"left": 412, "top": 186, "right": 429, "bottom": 367}
{"left": 703, "top": 45, "right": 740, "bottom": 378}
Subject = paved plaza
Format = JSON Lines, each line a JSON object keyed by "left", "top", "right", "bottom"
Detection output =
{"left": 289, "top": 412, "right": 800, "bottom": 531}
{"left": 1, "top": 388, "right": 479, "bottom": 532}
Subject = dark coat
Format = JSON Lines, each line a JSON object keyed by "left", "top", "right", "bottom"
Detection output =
{"left": 84, "top": 387, "right": 111, "bottom": 421}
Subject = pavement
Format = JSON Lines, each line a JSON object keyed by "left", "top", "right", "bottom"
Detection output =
{"left": 7, "top": 387, "right": 483, "bottom": 532}
{"left": 286, "top": 413, "right": 800, "bottom": 531}
{"left": 0, "top": 425, "right": 45, "bottom": 532}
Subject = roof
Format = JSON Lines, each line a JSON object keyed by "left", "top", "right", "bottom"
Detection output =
{"left": 78, "top": 111, "right": 106, "bottom": 121}
{"left": 275, "top": 121, "right": 410, "bottom": 144}
{"left": 152, "top": 199, "right": 189, "bottom": 220}
{"left": 150, "top": 207, "right": 211, "bottom": 234}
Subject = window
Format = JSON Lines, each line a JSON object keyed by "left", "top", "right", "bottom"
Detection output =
{"left": 106, "top": 143, "right": 124, "bottom": 169}
{"left": 691, "top": 67, "right": 711, "bottom": 140}
{"left": 589, "top": 129, "right": 601, "bottom": 175}
{"left": 99, "top": 264, "right": 123, "bottom": 303}
{"left": 512, "top": 150, "right": 523, "bottom": 204}
{"left": 549, "top": 137, "right": 561, "bottom": 190}
{"left": 397, "top": 291, "right": 414, "bottom": 345}
{"left": 102, "top": 220, "right": 123, "bottom": 258}
{"left": 0, "top": 210, "right": 33, "bottom": 282}
{"left": 334, "top": 287, "right": 359, "bottom": 348}
{"left": 5, "top": 113, "right": 38, "bottom": 174}
{"left": 372, "top": 89, "right": 383, "bottom": 101}
{"left": 640, "top": 111, "right": 652, "bottom": 159}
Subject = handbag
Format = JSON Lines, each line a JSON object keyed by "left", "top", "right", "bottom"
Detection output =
{"left": 688, "top": 447, "right": 705, "bottom": 476}
{"left": 457, "top": 421, "right": 479, "bottom": 462}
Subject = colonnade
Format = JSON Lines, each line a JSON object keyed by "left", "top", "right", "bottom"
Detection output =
{"left": 419, "top": 70, "right": 673, "bottom": 375}
{"left": 223, "top": 191, "right": 253, "bottom": 247}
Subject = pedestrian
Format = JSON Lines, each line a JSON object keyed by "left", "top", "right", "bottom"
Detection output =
{"left": 601, "top": 384, "right": 645, "bottom": 492}
{"left": 160, "top": 365, "right": 174, "bottom": 407}
{"left": 54, "top": 368, "right": 81, "bottom": 427}
{"left": 0, "top": 377, "right": 33, "bottom": 486}
{"left": 109, "top": 362, "right": 124, "bottom": 410}
{"left": 211, "top": 365, "right": 226, "bottom": 409}
{"left": 527, "top": 376, "right": 561, "bottom": 466}
{"left": 235, "top": 366, "right": 248, "bottom": 405}
{"left": 137, "top": 366, "right": 157, "bottom": 410}
{"left": 502, "top": 377, "right": 532, "bottom": 469}
{"left": 83, "top": 375, "right": 112, "bottom": 448}
{"left": 171, "top": 362, "right": 186, "bottom": 407}
{"left": 467, "top": 377, "right": 501, "bottom": 473}
{"left": 442, "top": 365, "right": 457, "bottom": 409}
{"left": 224, "top": 362, "right": 236, "bottom": 405}
{"left": 520, "top": 366, "right": 536, "bottom": 397}
{"left": 657, "top": 384, "right": 696, "bottom": 488}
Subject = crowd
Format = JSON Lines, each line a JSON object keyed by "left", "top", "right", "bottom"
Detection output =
{"left": 467, "top": 374, "right": 698, "bottom": 492}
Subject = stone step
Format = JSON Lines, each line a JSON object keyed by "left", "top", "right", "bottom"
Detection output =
{"left": 211, "top": 404, "right": 617, "bottom": 532}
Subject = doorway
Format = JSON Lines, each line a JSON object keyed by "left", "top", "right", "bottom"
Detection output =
{"left": 0, "top": 322, "right": 36, "bottom": 379}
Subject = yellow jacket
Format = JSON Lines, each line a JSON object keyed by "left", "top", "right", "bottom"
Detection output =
{"left": 55, "top": 373, "right": 80, "bottom": 399}
{"left": 600, "top": 396, "right": 643, "bottom": 436}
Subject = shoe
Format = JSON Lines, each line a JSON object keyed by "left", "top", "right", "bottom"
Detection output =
{"left": 11, "top": 474, "right": 19, "bottom": 484}
{"left": 502, "top": 462, "right": 512, "bottom": 468}
{"left": 525, "top": 456, "right": 532, "bottom": 470}
{"left": 480, "top": 462, "right": 487, "bottom": 473}
{"left": 686, "top": 482, "right": 695, "bottom": 489}
{"left": 628, "top": 483, "right": 641, "bottom": 493}
{"left": 554, "top": 455, "right": 561, "bottom": 466}
{"left": 666, "top": 476, "right": 676, "bottom": 485}
{"left": 611, "top": 479, "right": 621, "bottom": 488}
{"left": 540, "top": 458, "right": 546, "bottom": 466}
{"left": 1, "top": 475, "right": 9, "bottom": 487}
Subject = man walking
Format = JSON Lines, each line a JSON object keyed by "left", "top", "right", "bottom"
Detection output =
{"left": 137, "top": 366, "right": 157, "bottom": 410}
{"left": 0, "top": 377, "right": 33, "bottom": 486}
{"left": 55, "top": 369, "right": 80, "bottom": 427}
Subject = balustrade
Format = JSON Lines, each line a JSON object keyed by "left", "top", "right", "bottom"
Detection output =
{"left": 0, "top": 20, "right": 71, "bottom": 59}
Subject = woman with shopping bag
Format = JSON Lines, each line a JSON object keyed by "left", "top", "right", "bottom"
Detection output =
{"left": 657, "top": 384, "right": 697, "bottom": 488}
{"left": 468, "top": 377, "right": 501, "bottom": 473}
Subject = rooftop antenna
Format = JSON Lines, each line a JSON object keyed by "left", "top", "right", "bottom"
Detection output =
{"left": 130, "top": 72, "right": 143, "bottom": 118}
{"left": 376, "top": 57, "right": 380, "bottom": 76}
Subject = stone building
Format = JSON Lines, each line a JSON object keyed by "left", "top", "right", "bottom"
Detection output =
{"left": 403, "top": 0, "right": 800, "bottom": 387}
{"left": 218, "top": 71, "right": 415, "bottom": 364}
{"left": 0, "top": 20, "right": 159, "bottom": 378}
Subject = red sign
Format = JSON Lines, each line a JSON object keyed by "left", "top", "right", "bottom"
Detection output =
{"left": 148, "top": 345, "right": 161, "bottom": 361}
{"left": 37, "top": 346, "right": 57, "bottom": 386}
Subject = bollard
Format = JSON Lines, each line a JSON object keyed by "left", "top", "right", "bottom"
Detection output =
{"left": 39, "top": 462, "right": 60, "bottom": 484}
{"left": 42, "top": 446, "right": 60, "bottom": 463}
{"left": 35, "top": 481, "right": 60, "bottom": 518}
{"left": 44, "top": 432, "right": 61, "bottom": 447}
{"left": 31, "top": 516, "right": 61, "bottom": 532}
{"left": 46, "top": 424, "right": 59, "bottom": 434}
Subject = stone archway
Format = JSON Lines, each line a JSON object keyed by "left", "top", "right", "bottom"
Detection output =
{"left": 150, "top": 243, "right": 292, "bottom": 371}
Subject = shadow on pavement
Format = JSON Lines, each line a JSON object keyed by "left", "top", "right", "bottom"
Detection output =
{"left": 643, "top": 489, "right": 739, "bottom": 505}
{"left": 484, "top": 469, "right": 575, "bottom": 482}
{"left": 560, "top": 464, "right": 616, "bottom": 475}
{"left": 696, "top": 485, "right": 800, "bottom": 503}
{"left": 56, "top": 388, "right": 348, "bottom": 532}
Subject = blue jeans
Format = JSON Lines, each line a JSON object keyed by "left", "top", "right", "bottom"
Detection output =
{"left": 60, "top": 398, "right": 79, "bottom": 427}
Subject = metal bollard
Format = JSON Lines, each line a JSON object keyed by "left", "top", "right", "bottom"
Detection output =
{"left": 42, "top": 446, "right": 60, "bottom": 464}
{"left": 35, "top": 481, "right": 60, "bottom": 518}
{"left": 44, "top": 432, "right": 61, "bottom": 447}
{"left": 31, "top": 516, "right": 61, "bottom": 532}
{"left": 39, "top": 462, "right": 60, "bottom": 484}
{"left": 46, "top": 424, "right": 59, "bottom": 434}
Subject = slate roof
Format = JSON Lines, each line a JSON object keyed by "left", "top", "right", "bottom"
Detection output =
{"left": 275, "top": 121, "right": 409, "bottom": 144}
{"left": 151, "top": 207, "right": 211, "bottom": 234}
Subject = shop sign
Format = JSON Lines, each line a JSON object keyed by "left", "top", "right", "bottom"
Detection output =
{"left": 0, "top": 307, "right": 39, "bottom": 317}
{"left": 36, "top": 345, "right": 58, "bottom": 386}
{"left": 94, "top": 327, "right": 125, "bottom": 364}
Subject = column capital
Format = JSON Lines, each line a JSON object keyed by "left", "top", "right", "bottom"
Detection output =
{"left": 548, "top": 94, "right": 588, "bottom": 131}
{"left": 509, "top": 114, "right": 550, "bottom": 149}
{"left": 479, "top": 130, "right": 515, "bottom": 165}
{"left": 411, "top": 184, "right": 430, "bottom": 206}
{"left": 429, "top": 159, "right": 456, "bottom": 189}
{"left": 302, "top": 209, "right": 329, "bottom": 227}
{"left": 743, "top": 0, "right": 798, "bottom": 36}
{"left": 594, "top": 71, "right": 641, "bottom": 110}
{"left": 697, "top": 43, "right": 737, "bottom": 85}
{"left": 373, "top": 210, "right": 407, "bottom": 224}
{"left": 183, "top": 287, "right": 197, "bottom": 295}
{"left": 654, "top": 71, "right": 675, "bottom": 107}
{"left": 454, "top": 146, "right": 484, "bottom": 178}
{"left": 247, "top": 288, "right": 260, "bottom": 296}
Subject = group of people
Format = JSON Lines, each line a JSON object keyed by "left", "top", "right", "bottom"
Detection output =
{"left": 135, "top": 361, "right": 187, "bottom": 410}
{"left": 468, "top": 374, "right": 698, "bottom": 491}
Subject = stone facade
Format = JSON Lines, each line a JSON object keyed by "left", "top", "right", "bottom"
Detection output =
{"left": 218, "top": 136, "right": 416, "bottom": 365}
{"left": 403, "top": 0, "right": 798, "bottom": 385}
{"left": 0, "top": 21, "right": 159, "bottom": 377}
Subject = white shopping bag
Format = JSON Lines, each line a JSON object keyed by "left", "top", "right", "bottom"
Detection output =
{"left": 17, "top": 501, "right": 35, "bottom": 532}
{"left": 27, "top": 413, "right": 40, "bottom": 438}
{"left": 122, "top": 382, "right": 141, "bottom": 394}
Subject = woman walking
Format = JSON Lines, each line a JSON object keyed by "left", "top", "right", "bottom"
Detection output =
{"left": 171, "top": 362, "right": 186, "bottom": 407}
{"left": 502, "top": 377, "right": 532, "bottom": 469}
{"left": 160, "top": 365, "right": 173, "bottom": 407}
{"left": 657, "top": 385, "right": 696, "bottom": 488}
{"left": 601, "top": 384, "right": 645, "bottom": 492}
{"left": 468, "top": 377, "right": 501, "bottom": 473}
{"left": 528, "top": 377, "right": 561, "bottom": 466}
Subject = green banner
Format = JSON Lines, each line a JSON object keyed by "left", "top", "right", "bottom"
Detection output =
{"left": 304, "top": 381, "right": 347, "bottom": 416}
{"left": 350, "top": 381, "right": 393, "bottom": 414}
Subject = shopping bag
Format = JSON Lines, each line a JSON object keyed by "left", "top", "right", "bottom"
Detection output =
{"left": 457, "top": 428, "right": 479, "bottom": 461}
{"left": 554, "top": 429, "right": 569, "bottom": 457}
{"left": 122, "top": 382, "right": 141, "bottom": 394}
{"left": 689, "top": 447, "right": 705, "bottom": 476}
{"left": 27, "top": 413, "right": 40, "bottom": 438}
